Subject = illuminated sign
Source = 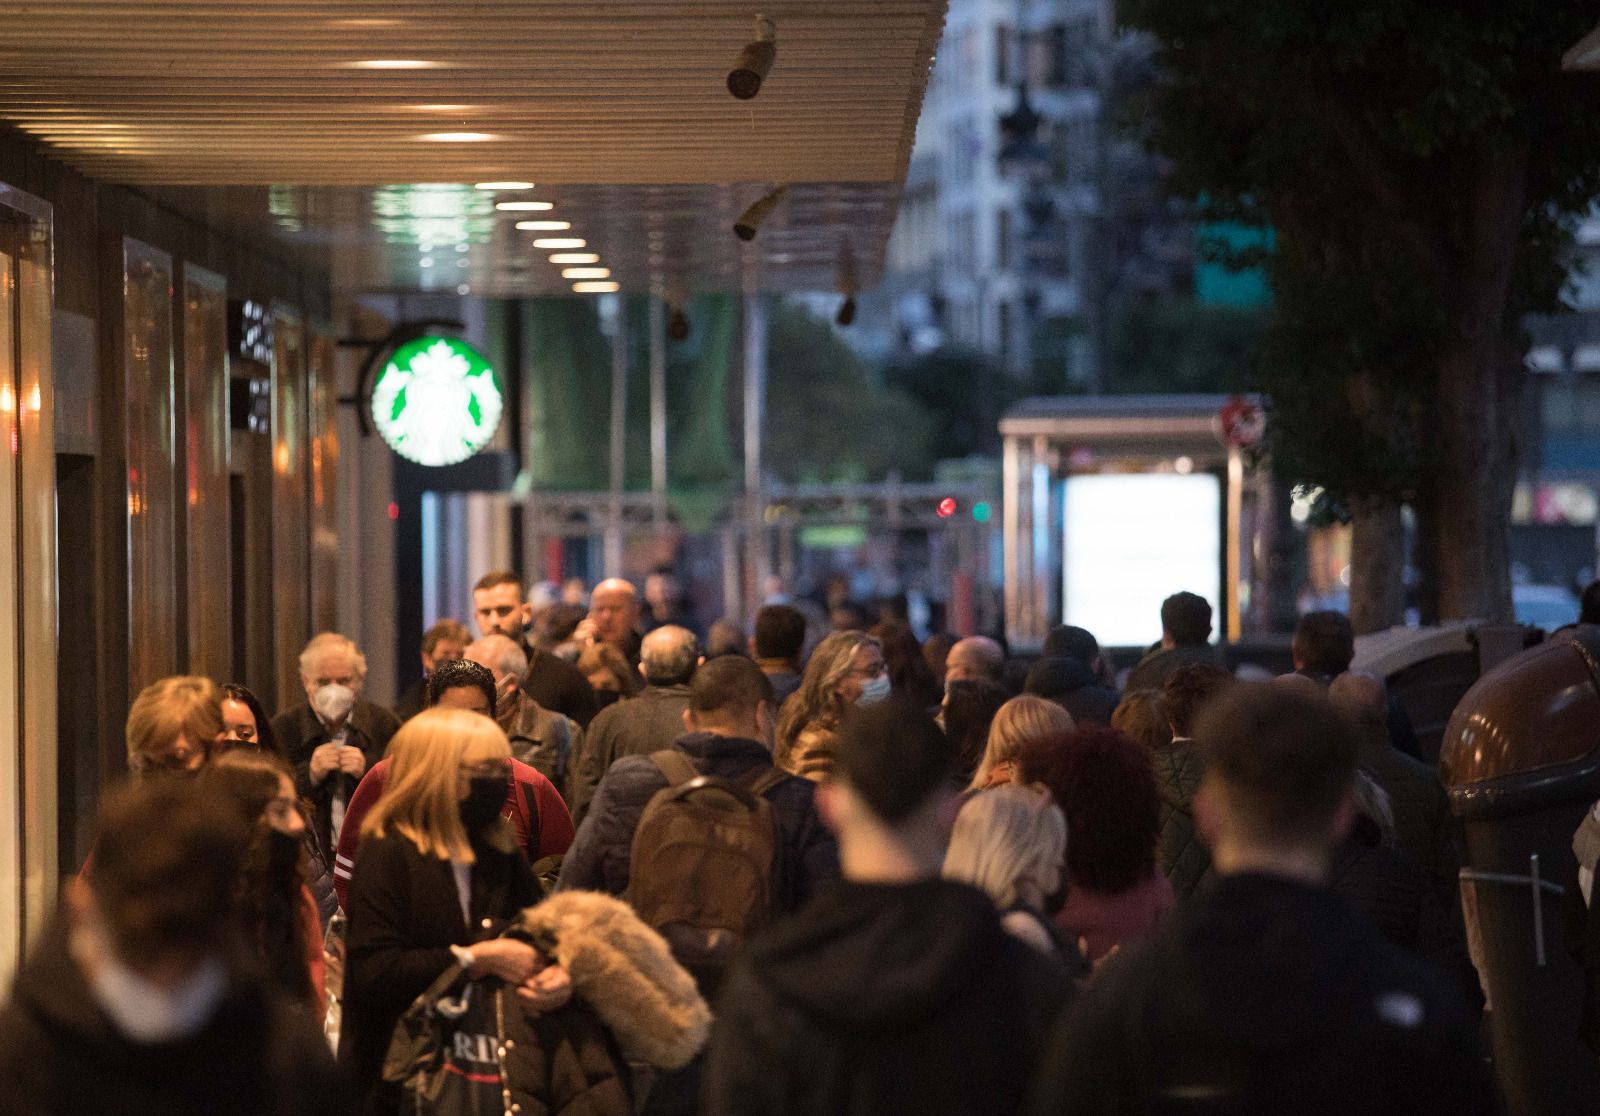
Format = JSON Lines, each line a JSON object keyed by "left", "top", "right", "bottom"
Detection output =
{"left": 228, "top": 299, "right": 274, "bottom": 365}
{"left": 370, "top": 337, "right": 502, "bottom": 467}
{"left": 1062, "top": 473, "right": 1222, "bottom": 647}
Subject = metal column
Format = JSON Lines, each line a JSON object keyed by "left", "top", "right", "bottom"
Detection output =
{"left": 649, "top": 294, "right": 667, "bottom": 527}
{"left": 743, "top": 293, "right": 768, "bottom": 606}
{"left": 605, "top": 296, "right": 627, "bottom": 574}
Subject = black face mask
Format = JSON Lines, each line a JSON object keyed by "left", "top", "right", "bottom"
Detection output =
{"left": 266, "top": 828, "right": 303, "bottom": 880}
{"left": 459, "top": 774, "right": 507, "bottom": 832}
{"left": 592, "top": 689, "right": 623, "bottom": 713}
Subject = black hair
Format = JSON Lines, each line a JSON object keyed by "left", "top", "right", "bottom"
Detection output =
{"left": 1163, "top": 662, "right": 1234, "bottom": 738}
{"left": 426, "top": 658, "right": 497, "bottom": 714}
{"left": 1043, "top": 624, "right": 1101, "bottom": 666}
{"left": 835, "top": 698, "right": 954, "bottom": 825}
{"left": 1161, "top": 591, "right": 1213, "bottom": 647}
{"left": 1193, "top": 682, "right": 1358, "bottom": 846}
{"left": 689, "top": 655, "right": 775, "bottom": 720}
{"left": 943, "top": 677, "right": 1010, "bottom": 779}
{"left": 754, "top": 604, "right": 807, "bottom": 662}
{"left": 1293, "top": 610, "right": 1355, "bottom": 677}
{"left": 221, "top": 682, "right": 277, "bottom": 755}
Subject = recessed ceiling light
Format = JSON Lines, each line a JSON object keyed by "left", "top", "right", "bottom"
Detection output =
{"left": 533, "top": 238, "right": 586, "bottom": 249}
{"left": 457, "top": 283, "right": 471, "bottom": 295}
{"left": 417, "top": 132, "right": 499, "bottom": 143}
{"left": 515, "top": 220, "right": 571, "bottom": 231}
{"left": 419, "top": 258, "right": 434, "bottom": 267}
{"left": 347, "top": 59, "right": 442, "bottom": 69}
{"left": 496, "top": 201, "right": 554, "bottom": 212}
{"left": 562, "top": 267, "right": 611, "bottom": 279}
{"left": 329, "top": 17, "right": 405, "bottom": 28}
{"left": 413, "top": 104, "right": 480, "bottom": 113}
{"left": 548, "top": 253, "right": 600, "bottom": 264}
{"left": 573, "top": 281, "right": 620, "bottom": 294}
{"left": 475, "top": 181, "right": 534, "bottom": 191}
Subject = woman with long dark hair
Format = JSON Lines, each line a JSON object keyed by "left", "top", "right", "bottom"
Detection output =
{"left": 202, "top": 748, "right": 324, "bottom": 1011}
{"left": 220, "top": 682, "right": 278, "bottom": 755}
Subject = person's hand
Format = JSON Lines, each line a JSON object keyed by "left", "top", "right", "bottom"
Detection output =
{"left": 516, "top": 963, "right": 573, "bottom": 1014}
{"left": 572, "top": 618, "right": 599, "bottom": 647}
{"left": 337, "top": 745, "right": 367, "bottom": 778}
{"left": 1082, "top": 937, "right": 1121, "bottom": 972}
{"left": 466, "top": 939, "right": 538, "bottom": 984}
{"left": 308, "top": 742, "right": 342, "bottom": 782}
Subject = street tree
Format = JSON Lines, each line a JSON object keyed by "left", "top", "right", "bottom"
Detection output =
{"left": 1122, "top": 0, "right": 1600, "bottom": 627}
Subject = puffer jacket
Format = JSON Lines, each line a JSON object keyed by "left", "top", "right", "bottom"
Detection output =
{"left": 1152, "top": 737, "right": 1213, "bottom": 902}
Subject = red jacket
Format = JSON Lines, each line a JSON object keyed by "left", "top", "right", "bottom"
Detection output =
{"left": 332, "top": 757, "right": 574, "bottom": 908}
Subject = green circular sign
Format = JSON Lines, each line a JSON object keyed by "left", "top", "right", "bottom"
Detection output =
{"left": 371, "top": 337, "right": 503, "bottom": 467}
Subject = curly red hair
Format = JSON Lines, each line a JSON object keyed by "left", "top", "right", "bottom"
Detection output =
{"left": 1017, "top": 725, "right": 1161, "bottom": 894}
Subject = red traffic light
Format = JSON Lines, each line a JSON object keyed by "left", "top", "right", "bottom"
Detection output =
{"left": 937, "top": 497, "right": 958, "bottom": 518}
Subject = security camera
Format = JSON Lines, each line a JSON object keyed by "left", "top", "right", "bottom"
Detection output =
{"left": 668, "top": 305, "right": 691, "bottom": 341}
{"left": 728, "top": 17, "right": 777, "bottom": 100}
{"left": 835, "top": 296, "right": 857, "bottom": 327}
{"left": 733, "top": 185, "right": 787, "bottom": 241}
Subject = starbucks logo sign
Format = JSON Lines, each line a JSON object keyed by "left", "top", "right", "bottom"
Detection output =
{"left": 371, "top": 337, "right": 503, "bottom": 467}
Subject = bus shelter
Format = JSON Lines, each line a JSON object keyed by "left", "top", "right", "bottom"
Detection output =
{"left": 1000, "top": 394, "right": 1283, "bottom": 653}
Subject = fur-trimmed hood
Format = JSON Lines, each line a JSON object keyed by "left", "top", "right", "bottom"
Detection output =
{"left": 517, "top": 891, "right": 711, "bottom": 1070}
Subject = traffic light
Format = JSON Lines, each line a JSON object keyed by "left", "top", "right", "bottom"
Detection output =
{"left": 937, "top": 497, "right": 957, "bottom": 518}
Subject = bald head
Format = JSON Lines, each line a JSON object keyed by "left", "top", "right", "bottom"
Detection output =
{"left": 589, "top": 578, "right": 641, "bottom": 646}
{"left": 1329, "top": 671, "right": 1387, "bottom": 726}
{"left": 1271, "top": 671, "right": 1326, "bottom": 700}
{"left": 944, "top": 637, "right": 1004, "bottom": 685}
{"left": 641, "top": 625, "right": 700, "bottom": 686}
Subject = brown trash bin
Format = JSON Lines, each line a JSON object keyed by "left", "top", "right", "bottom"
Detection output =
{"left": 1441, "top": 627, "right": 1600, "bottom": 1116}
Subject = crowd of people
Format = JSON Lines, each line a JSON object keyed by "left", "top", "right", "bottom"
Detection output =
{"left": 0, "top": 572, "right": 1506, "bottom": 1114}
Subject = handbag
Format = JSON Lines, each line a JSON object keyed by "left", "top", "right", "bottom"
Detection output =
{"left": 383, "top": 961, "right": 512, "bottom": 1116}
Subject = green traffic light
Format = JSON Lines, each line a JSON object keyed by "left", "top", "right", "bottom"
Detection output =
{"left": 971, "top": 501, "right": 992, "bottom": 523}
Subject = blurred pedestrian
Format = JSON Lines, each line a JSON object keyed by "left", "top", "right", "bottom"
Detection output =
{"left": 1293, "top": 610, "right": 1355, "bottom": 685}
{"left": 125, "top": 674, "right": 225, "bottom": 779}
{"left": 467, "top": 634, "right": 582, "bottom": 801}
{"left": 706, "top": 617, "right": 749, "bottom": 659}
{"left": 473, "top": 570, "right": 598, "bottom": 727}
{"left": 1017, "top": 726, "right": 1175, "bottom": 963}
{"left": 707, "top": 700, "right": 1074, "bottom": 1116}
{"left": 220, "top": 683, "right": 277, "bottom": 755}
{"left": 0, "top": 779, "right": 340, "bottom": 1114}
{"left": 1025, "top": 656, "right": 1118, "bottom": 726}
{"left": 923, "top": 631, "right": 959, "bottom": 690}
{"left": 873, "top": 619, "right": 942, "bottom": 708}
{"left": 944, "top": 783, "right": 1076, "bottom": 960}
{"left": 577, "top": 578, "right": 645, "bottom": 665}
{"left": 1110, "top": 688, "right": 1168, "bottom": 751}
{"left": 1025, "top": 683, "right": 1492, "bottom": 1115}
{"left": 1156, "top": 662, "right": 1233, "bottom": 901}
{"left": 577, "top": 642, "right": 642, "bottom": 715}
{"left": 944, "top": 635, "right": 1005, "bottom": 686}
{"left": 751, "top": 603, "right": 807, "bottom": 706}
{"left": 394, "top": 618, "right": 469, "bottom": 723}
{"left": 1123, "top": 591, "right": 1224, "bottom": 694}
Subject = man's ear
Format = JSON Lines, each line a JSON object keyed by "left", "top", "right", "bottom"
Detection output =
{"left": 682, "top": 707, "right": 698, "bottom": 733}
{"left": 638, "top": 660, "right": 651, "bottom": 681}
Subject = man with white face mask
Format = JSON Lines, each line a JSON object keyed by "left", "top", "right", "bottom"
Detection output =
{"left": 0, "top": 779, "right": 340, "bottom": 1113}
{"left": 271, "top": 632, "right": 400, "bottom": 857}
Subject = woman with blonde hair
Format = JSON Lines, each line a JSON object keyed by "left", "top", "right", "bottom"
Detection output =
{"left": 943, "top": 783, "right": 1069, "bottom": 956}
{"left": 340, "top": 708, "right": 569, "bottom": 1116}
{"left": 775, "top": 629, "right": 887, "bottom": 780}
{"left": 969, "top": 695, "right": 1074, "bottom": 791}
{"left": 1111, "top": 688, "right": 1170, "bottom": 751}
{"left": 125, "top": 674, "right": 224, "bottom": 777}
{"left": 577, "top": 641, "right": 642, "bottom": 714}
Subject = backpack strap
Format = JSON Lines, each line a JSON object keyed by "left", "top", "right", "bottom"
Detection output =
{"left": 651, "top": 749, "right": 701, "bottom": 787}
{"left": 742, "top": 763, "right": 789, "bottom": 798}
{"left": 517, "top": 776, "right": 541, "bottom": 857}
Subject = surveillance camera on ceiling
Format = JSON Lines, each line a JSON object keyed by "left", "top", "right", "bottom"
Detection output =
{"left": 728, "top": 16, "right": 777, "bottom": 100}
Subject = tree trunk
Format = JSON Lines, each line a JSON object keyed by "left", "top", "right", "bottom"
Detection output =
{"left": 1424, "top": 146, "right": 1527, "bottom": 623}
{"left": 1349, "top": 500, "right": 1406, "bottom": 633}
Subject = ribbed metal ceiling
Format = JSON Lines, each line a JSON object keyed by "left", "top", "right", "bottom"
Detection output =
{"left": 0, "top": 1, "right": 946, "bottom": 295}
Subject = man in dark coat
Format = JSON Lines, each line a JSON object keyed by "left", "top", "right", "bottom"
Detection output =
{"left": 568, "top": 625, "right": 700, "bottom": 824}
{"left": 706, "top": 699, "right": 1074, "bottom": 1116}
{"left": 393, "top": 618, "right": 469, "bottom": 723}
{"left": 752, "top": 603, "right": 807, "bottom": 707}
{"left": 0, "top": 779, "right": 342, "bottom": 1116}
{"left": 1024, "top": 683, "right": 1492, "bottom": 1116}
{"left": 473, "top": 569, "right": 599, "bottom": 727}
{"left": 558, "top": 655, "right": 838, "bottom": 912}
{"left": 271, "top": 632, "right": 400, "bottom": 857}
{"left": 1024, "top": 656, "right": 1118, "bottom": 726}
{"left": 1124, "top": 590, "right": 1226, "bottom": 694}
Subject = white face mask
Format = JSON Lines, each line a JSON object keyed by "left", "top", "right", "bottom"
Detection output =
{"left": 312, "top": 683, "right": 357, "bottom": 724}
{"left": 74, "top": 926, "right": 227, "bottom": 1045}
{"left": 856, "top": 673, "right": 892, "bottom": 707}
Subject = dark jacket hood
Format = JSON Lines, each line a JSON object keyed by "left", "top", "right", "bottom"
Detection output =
{"left": 1161, "top": 872, "right": 1374, "bottom": 1048}
{"left": 1024, "top": 655, "right": 1100, "bottom": 697}
{"left": 743, "top": 878, "right": 1011, "bottom": 1028}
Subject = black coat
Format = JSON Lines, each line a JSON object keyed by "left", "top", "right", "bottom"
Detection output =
{"left": 1023, "top": 872, "right": 1494, "bottom": 1116}
{"left": 1152, "top": 738, "right": 1213, "bottom": 901}
{"left": 520, "top": 639, "right": 600, "bottom": 728}
{"left": 706, "top": 878, "right": 1074, "bottom": 1116}
{"left": 272, "top": 699, "right": 400, "bottom": 856}
{"left": 341, "top": 828, "right": 542, "bottom": 1116}
{"left": 557, "top": 732, "right": 839, "bottom": 913}
{"left": 0, "top": 921, "right": 341, "bottom": 1116}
